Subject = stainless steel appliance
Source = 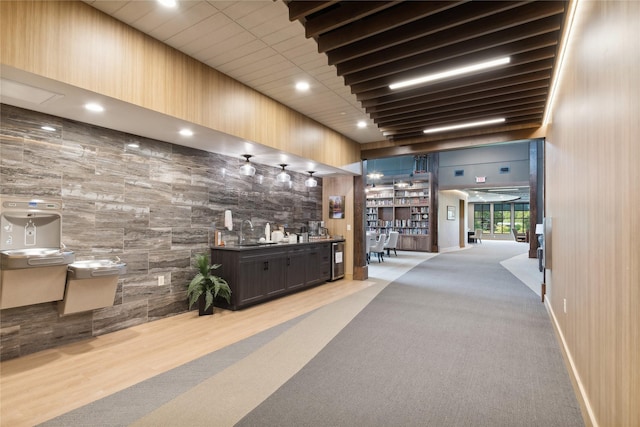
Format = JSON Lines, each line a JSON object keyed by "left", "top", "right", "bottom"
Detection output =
{"left": 330, "top": 241, "right": 344, "bottom": 281}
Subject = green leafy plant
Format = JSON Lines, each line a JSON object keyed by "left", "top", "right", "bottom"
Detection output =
{"left": 187, "top": 254, "right": 231, "bottom": 312}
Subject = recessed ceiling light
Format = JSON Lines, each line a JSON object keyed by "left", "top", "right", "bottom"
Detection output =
{"left": 41, "top": 126, "right": 56, "bottom": 132}
{"left": 357, "top": 121, "right": 367, "bottom": 128}
{"left": 179, "top": 128, "right": 193, "bottom": 137}
{"left": 423, "top": 118, "right": 505, "bottom": 134}
{"left": 295, "top": 81, "right": 310, "bottom": 91}
{"left": 389, "top": 57, "right": 510, "bottom": 90}
{"left": 157, "top": 0, "right": 177, "bottom": 7}
{"left": 84, "top": 103, "right": 104, "bottom": 112}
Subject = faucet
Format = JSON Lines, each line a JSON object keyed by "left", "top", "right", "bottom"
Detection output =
{"left": 239, "top": 219, "right": 253, "bottom": 244}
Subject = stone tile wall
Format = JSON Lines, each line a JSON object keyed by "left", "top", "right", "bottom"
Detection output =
{"left": 0, "top": 104, "right": 322, "bottom": 360}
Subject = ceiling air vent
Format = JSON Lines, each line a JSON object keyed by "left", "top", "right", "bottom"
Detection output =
{"left": 454, "top": 170, "right": 464, "bottom": 177}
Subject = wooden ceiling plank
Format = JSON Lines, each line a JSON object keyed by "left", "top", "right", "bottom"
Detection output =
{"left": 304, "top": 2, "right": 397, "bottom": 39}
{"left": 379, "top": 105, "right": 545, "bottom": 133}
{"left": 326, "top": 1, "right": 526, "bottom": 66}
{"left": 362, "top": 65, "right": 553, "bottom": 112}
{"left": 366, "top": 76, "right": 551, "bottom": 115}
{"left": 337, "top": 12, "right": 564, "bottom": 77}
{"left": 316, "top": 1, "right": 461, "bottom": 53}
{"left": 369, "top": 87, "right": 549, "bottom": 119}
{"left": 287, "top": 1, "right": 337, "bottom": 22}
{"left": 377, "top": 100, "right": 547, "bottom": 130}
{"left": 346, "top": 30, "right": 560, "bottom": 90}
{"left": 354, "top": 46, "right": 557, "bottom": 101}
{"left": 373, "top": 94, "right": 548, "bottom": 125}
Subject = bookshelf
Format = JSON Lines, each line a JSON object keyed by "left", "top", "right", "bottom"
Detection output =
{"left": 365, "top": 176, "right": 432, "bottom": 251}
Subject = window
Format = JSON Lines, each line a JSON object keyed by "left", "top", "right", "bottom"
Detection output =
{"left": 474, "top": 204, "right": 491, "bottom": 232}
{"left": 513, "top": 203, "right": 530, "bottom": 233}
{"left": 493, "top": 203, "right": 511, "bottom": 234}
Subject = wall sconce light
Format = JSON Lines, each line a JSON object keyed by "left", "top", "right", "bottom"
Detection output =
{"left": 305, "top": 171, "right": 318, "bottom": 187}
{"left": 239, "top": 154, "right": 256, "bottom": 177}
{"left": 276, "top": 164, "right": 290, "bottom": 183}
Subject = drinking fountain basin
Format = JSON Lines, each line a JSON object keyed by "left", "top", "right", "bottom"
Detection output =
{"left": 58, "top": 259, "right": 127, "bottom": 315}
{"left": 0, "top": 248, "right": 76, "bottom": 309}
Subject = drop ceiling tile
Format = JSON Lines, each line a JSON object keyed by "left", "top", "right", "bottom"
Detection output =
{"left": 147, "top": 2, "right": 218, "bottom": 41}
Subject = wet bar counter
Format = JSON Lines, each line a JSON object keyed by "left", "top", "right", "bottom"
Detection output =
{"left": 211, "top": 239, "right": 344, "bottom": 310}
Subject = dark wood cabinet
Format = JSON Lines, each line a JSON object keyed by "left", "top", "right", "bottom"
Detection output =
{"left": 211, "top": 240, "right": 340, "bottom": 310}
{"left": 286, "top": 246, "right": 307, "bottom": 290}
{"left": 306, "top": 243, "right": 331, "bottom": 286}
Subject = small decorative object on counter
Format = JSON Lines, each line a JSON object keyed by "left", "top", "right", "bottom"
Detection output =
{"left": 265, "top": 223, "right": 271, "bottom": 241}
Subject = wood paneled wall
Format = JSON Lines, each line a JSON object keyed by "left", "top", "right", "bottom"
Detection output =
{"left": 323, "top": 176, "right": 355, "bottom": 279}
{"left": 545, "top": 1, "right": 639, "bottom": 426}
{"left": 0, "top": 1, "right": 360, "bottom": 169}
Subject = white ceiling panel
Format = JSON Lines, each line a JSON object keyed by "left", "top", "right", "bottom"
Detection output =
{"left": 81, "top": 0, "right": 383, "bottom": 144}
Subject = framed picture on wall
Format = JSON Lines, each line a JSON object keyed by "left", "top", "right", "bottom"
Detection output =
{"left": 329, "top": 195, "right": 345, "bottom": 219}
{"left": 447, "top": 205, "right": 456, "bottom": 220}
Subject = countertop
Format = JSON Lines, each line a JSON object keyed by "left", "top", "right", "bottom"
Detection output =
{"left": 211, "top": 237, "right": 345, "bottom": 252}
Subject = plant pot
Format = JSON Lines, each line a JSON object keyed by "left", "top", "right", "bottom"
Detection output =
{"left": 198, "top": 295, "right": 214, "bottom": 316}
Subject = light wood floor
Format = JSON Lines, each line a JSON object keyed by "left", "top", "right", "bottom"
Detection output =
{"left": 0, "top": 248, "right": 535, "bottom": 427}
{"left": 1, "top": 250, "right": 436, "bottom": 427}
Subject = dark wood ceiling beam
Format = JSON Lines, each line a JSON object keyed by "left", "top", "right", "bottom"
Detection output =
{"left": 316, "top": 1, "right": 460, "bottom": 53}
{"left": 303, "top": 2, "right": 397, "bottom": 39}
{"left": 369, "top": 88, "right": 549, "bottom": 120}
{"left": 287, "top": 1, "right": 337, "bottom": 22}
{"left": 377, "top": 100, "right": 547, "bottom": 131}
{"left": 374, "top": 94, "right": 548, "bottom": 126}
{"left": 379, "top": 106, "right": 545, "bottom": 136}
{"left": 364, "top": 70, "right": 552, "bottom": 112}
{"left": 326, "top": 1, "right": 525, "bottom": 66}
{"left": 347, "top": 31, "right": 560, "bottom": 92}
{"left": 356, "top": 54, "right": 556, "bottom": 103}
{"left": 384, "top": 121, "right": 542, "bottom": 143}
{"left": 337, "top": 12, "right": 564, "bottom": 77}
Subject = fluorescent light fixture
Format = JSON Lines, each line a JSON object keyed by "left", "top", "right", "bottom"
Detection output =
{"left": 276, "top": 164, "right": 290, "bottom": 183}
{"left": 41, "top": 126, "right": 56, "bottom": 132}
{"left": 179, "top": 128, "right": 193, "bottom": 137}
{"left": 423, "top": 118, "right": 505, "bottom": 134}
{"left": 239, "top": 154, "right": 256, "bottom": 177}
{"left": 84, "top": 103, "right": 104, "bottom": 112}
{"left": 157, "top": 0, "right": 177, "bottom": 7}
{"left": 367, "top": 172, "right": 383, "bottom": 180}
{"left": 127, "top": 143, "right": 140, "bottom": 148}
{"left": 389, "top": 57, "right": 511, "bottom": 90}
{"left": 295, "top": 81, "right": 310, "bottom": 91}
{"left": 543, "top": 0, "right": 580, "bottom": 125}
{"left": 357, "top": 121, "right": 367, "bottom": 128}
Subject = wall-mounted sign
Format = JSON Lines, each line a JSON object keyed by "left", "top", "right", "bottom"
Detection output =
{"left": 475, "top": 176, "right": 486, "bottom": 183}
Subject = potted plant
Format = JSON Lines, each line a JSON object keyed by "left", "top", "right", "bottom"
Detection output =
{"left": 187, "top": 254, "right": 231, "bottom": 316}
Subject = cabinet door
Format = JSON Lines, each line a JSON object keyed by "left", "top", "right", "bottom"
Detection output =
{"left": 263, "top": 255, "right": 287, "bottom": 297}
{"left": 238, "top": 250, "right": 287, "bottom": 305}
{"left": 307, "top": 243, "right": 331, "bottom": 285}
{"left": 286, "top": 247, "right": 307, "bottom": 290}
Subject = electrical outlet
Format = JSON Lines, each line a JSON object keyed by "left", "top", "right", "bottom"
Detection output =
{"left": 563, "top": 298, "right": 567, "bottom": 314}
{"left": 158, "top": 276, "right": 165, "bottom": 286}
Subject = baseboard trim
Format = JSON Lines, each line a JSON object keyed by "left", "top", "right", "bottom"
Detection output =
{"left": 545, "top": 298, "right": 598, "bottom": 427}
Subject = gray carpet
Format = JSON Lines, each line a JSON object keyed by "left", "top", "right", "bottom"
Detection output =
{"left": 40, "top": 243, "right": 584, "bottom": 427}
{"left": 236, "top": 244, "right": 584, "bottom": 427}
{"left": 39, "top": 314, "right": 311, "bottom": 427}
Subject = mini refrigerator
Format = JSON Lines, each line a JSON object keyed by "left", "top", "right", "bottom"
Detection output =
{"left": 330, "top": 241, "right": 345, "bottom": 281}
